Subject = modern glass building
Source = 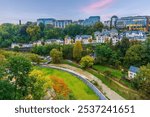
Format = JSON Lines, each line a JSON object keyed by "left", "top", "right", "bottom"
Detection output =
{"left": 37, "top": 16, "right": 100, "bottom": 28}
{"left": 116, "top": 16, "right": 150, "bottom": 32}
{"left": 37, "top": 18, "right": 56, "bottom": 25}
{"left": 83, "top": 16, "right": 100, "bottom": 26}
{"left": 111, "top": 16, "right": 118, "bottom": 27}
{"left": 55, "top": 20, "right": 72, "bottom": 28}
{"left": 37, "top": 18, "right": 72, "bottom": 28}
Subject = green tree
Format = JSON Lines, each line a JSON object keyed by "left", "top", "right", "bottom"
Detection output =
{"left": 93, "top": 22, "right": 104, "bottom": 32}
{"left": 80, "top": 55, "right": 94, "bottom": 69}
{"left": 144, "top": 38, "right": 150, "bottom": 64}
{"left": 7, "top": 56, "right": 32, "bottom": 99}
{"left": 62, "top": 45, "right": 73, "bottom": 60}
{"left": 0, "top": 54, "right": 7, "bottom": 79}
{"left": 115, "top": 37, "right": 130, "bottom": 57}
{"left": 50, "top": 49, "right": 63, "bottom": 64}
{"left": 125, "top": 44, "right": 146, "bottom": 67}
{"left": 95, "top": 45, "right": 113, "bottom": 65}
{"left": 133, "top": 64, "right": 150, "bottom": 99}
{"left": 26, "top": 25, "right": 40, "bottom": 41}
{"left": 0, "top": 80, "right": 15, "bottom": 100}
{"left": 73, "top": 41, "right": 83, "bottom": 61}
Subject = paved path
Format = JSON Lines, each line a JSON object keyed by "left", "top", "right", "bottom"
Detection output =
{"left": 43, "top": 64, "right": 125, "bottom": 100}
{"left": 41, "top": 65, "right": 107, "bottom": 100}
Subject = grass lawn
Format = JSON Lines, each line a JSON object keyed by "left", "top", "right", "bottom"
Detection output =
{"left": 93, "top": 65, "right": 123, "bottom": 79}
{"left": 87, "top": 69, "right": 141, "bottom": 100}
{"left": 61, "top": 61, "right": 141, "bottom": 100}
{"left": 35, "top": 66, "right": 99, "bottom": 100}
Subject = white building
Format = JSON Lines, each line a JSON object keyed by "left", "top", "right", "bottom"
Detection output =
{"left": 64, "top": 36, "right": 74, "bottom": 45}
{"left": 128, "top": 66, "right": 139, "bottom": 79}
{"left": 104, "top": 20, "right": 111, "bottom": 27}
{"left": 45, "top": 39, "right": 64, "bottom": 45}
{"left": 94, "top": 29, "right": 121, "bottom": 45}
{"left": 75, "top": 35, "right": 93, "bottom": 44}
{"left": 11, "top": 43, "right": 32, "bottom": 48}
{"left": 123, "top": 31, "right": 147, "bottom": 41}
{"left": 33, "top": 40, "right": 43, "bottom": 46}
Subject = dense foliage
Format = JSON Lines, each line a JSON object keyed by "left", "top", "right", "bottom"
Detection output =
{"left": 0, "top": 22, "right": 104, "bottom": 48}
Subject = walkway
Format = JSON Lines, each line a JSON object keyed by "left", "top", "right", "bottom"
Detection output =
{"left": 43, "top": 64, "right": 125, "bottom": 100}
{"left": 41, "top": 65, "right": 107, "bottom": 100}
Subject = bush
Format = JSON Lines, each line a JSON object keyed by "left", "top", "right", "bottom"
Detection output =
{"left": 50, "top": 49, "right": 63, "bottom": 64}
{"left": 80, "top": 55, "right": 94, "bottom": 69}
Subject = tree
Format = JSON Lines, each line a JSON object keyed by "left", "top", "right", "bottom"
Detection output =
{"left": 95, "top": 45, "right": 113, "bottom": 65}
{"left": 73, "top": 41, "right": 83, "bottom": 61}
{"left": 0, "top": 80, "right": 15, "bottom": 100}
{"left": 80, "top": 55, "right": 94, "bottom": 69}
{"left": 132, "top": 64, "right": 150, "bottom": 99}
{"left": 62, "top": 45, "right": 73, "bottom": 60}
{"left": 93, "top": 22, "right": 104, "bottom": 32}
{"left": 50, "top": 49, "right": 63, "bottom": 64}
{"left": 26, "top": 25, "right": 40, "bottom": 41}
{"left": 0, "top": 54, "right": 6, "bottom": 79}
{"left": 50, "top": 76, "right": 71, "bottom": 99}
{"left": 115, "top": 37, "right": 130, "bottom": 57}
{"left": 7, "top": 56, "right": 32, "bottom": 99}
{"left": 144, "top": 38, "right": 150, "bottom": 64}
{"left": 125, "top": 44, "right": 146, "bottom": 67}
{"left": 29, "top": 70, "right": 48, "bottom": 100}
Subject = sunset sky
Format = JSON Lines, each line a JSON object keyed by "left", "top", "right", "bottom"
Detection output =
{"left": 0, "top": 0, "right": 150, "bottom": 23}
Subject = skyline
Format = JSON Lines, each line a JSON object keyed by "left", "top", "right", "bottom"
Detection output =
{"left": 0, "top": 0, "right": 150, "bottom": 24}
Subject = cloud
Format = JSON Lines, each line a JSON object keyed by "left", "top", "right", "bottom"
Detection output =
{"left": 82, "top": 0, "right": 115, "bottom": 14}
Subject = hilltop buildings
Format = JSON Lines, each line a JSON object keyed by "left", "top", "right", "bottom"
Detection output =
{"left": 37, "top": 16, "right": 100, "bottom": 28}
{"left": 104, "top": 16, "right": 150, "bottom": 32}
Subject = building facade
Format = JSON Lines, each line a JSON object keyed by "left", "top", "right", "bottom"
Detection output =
{"left": 111, "top": 16, "right": 118, "bottom": 27}
{"left": 116, "top": 16, "right": 150, "bottom": 32}
{"left": 128, "top": 66, "right": 139, "bottom": 79}
{"left": 75, "top": 35, "right": 93, "bottom": 44}
{"left": 37, "top": 16, "right": 100, "bottom": 28}
{"left": 83, "top": 16, "right": 100, "bottom": 26}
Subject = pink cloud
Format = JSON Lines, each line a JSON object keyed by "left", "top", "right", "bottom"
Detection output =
{"left": 82, "top": 0, "right": 115, "bottom": 13}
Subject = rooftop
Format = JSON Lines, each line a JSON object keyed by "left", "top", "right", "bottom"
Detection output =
{"left": 129, "top": 66, "right": 139, "bottom": 73}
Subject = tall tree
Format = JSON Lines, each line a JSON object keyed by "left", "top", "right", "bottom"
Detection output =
{"left": 133, "top": 64, "right": 150, "bottom": 99}
{"left": 7, "top": 56, "right": 32, "bottom": 99}
{"left": 73, "top": 41, "right": 83, "bottom": 61}
{"left": 125, "top": 44, "right": 146, "bottom": 67}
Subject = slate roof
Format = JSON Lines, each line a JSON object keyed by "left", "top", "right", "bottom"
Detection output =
{"left": 129, "top": 66, "right": 139, "bottom": 73}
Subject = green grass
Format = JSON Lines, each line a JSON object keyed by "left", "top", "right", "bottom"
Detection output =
{"left": 93, "top": 65, "right": 123, "bottom": 79}
{"left": 35, "top": 66, "right": 99, "bottom": 100}
{"left": 62, "top": 61, "right": 142, "bottom": 100}
{"left": 87, "top": 69, "right": 141, "bottom": 100}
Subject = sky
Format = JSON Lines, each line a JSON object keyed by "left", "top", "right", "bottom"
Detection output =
{"left": 0, "top": 0, "right": 150, "bottom": 24}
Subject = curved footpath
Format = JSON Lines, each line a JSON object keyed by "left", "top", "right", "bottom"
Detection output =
{"left": 41, "top": 65, "right": 107, "bottom": 100}
{"left": 41, "top": 64, "right": 125, "bottom": 100}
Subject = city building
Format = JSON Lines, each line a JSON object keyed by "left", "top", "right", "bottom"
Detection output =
{"left": 111, "top": 16, "right": 118, "bottom": 27}
{"left": 64, "top": 36, "right": 74, "bottom": 45}
{"left": 37, "top": 18, "right": 56, "bottom": 25}
{"left": 45, "top": 39, "right": 64, "bottom": 45}
{"left": 120, "top": 30, "right": 147, "bottom": 41}
{"left": 104, "top": 20, "right": 111, "bottom": 27}
{"left": 74, "top": 20, "right": 84, "bottom": 25}
{"left": 83, "top": 16, "right": 100, "bottom": 26}
{"left": 37, "top": 16, "right": 100, "bottom": 28}
{"left": 75, "top": 35, "right": 93, "bottom": 44}
{"left": 11, "top": 43, "right": 32, "bottom": 48}
{"left": 116, "top": 16, "right": 150, "bottom": 32}
{"left": 94, "top": 29, "right": 121, "bottom": 45}
{"left": 128, "top": 66, "right": 139, "bottom": 79}
{"left": 55, "top": 20, "right": 72, "bottom": 28}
